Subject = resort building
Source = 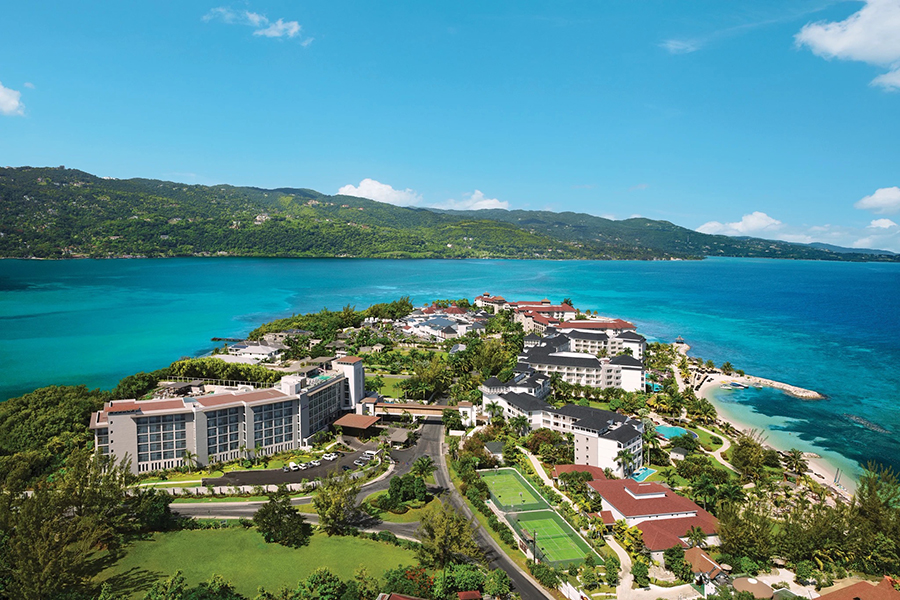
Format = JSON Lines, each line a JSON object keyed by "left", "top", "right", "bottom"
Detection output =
{"left": 480, "top": 384, "right": 644, "bottom": 477}
{"left": 90, "top": 356, "right": 366, "bottom": 474}
{"left": 586, "top": 478, "right": 719, "bottom": 561}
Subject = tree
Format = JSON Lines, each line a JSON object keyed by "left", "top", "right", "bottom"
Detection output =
{"left": 411, "top": 455, "right": 437, "bottom": 480}
{"left": 731, "top": 435, "right": 765, "bottom": 481}
{"left": 631, "top": 560, "right": 650, "bottom": 587}
{"left": 509, "top": 415, "right": 530, "bottom": 437}
{"left": 142, "top": 570, "right": 188, "bottom": 600}
{"left": 664, "top": 545, "right": 692, "bottom": 581}
{"left": 312, "top": 471, "right": 361, "bottom": 535}
{"left": 252, "top": 486, "right": 312, "bottom": 547}
{"left": 299, "top": 567, "right": 347, "bottom": 600}
{"left": 615, "top": 448, "right": 634, "bottom": 477}
{"left": 485, "top": 401, "right": 503, "bottom": 421}
{"left": 365, "top": 375, "right": 384, "bottom": 394}
{"left": 783, "top": 448, "right": 808, "bottom": 474}
{"left": 604, "top": 552, "right": 620, "bottom": 586}
{"left": 443, "top": 409, "right": 464, "bottom": 433}
{"left": 686, "top": 525, "right": 707, "bottom": 548}
{"left": 484, "top": 568, "right": 512, "bottom": 598}
{"left": 416, "top": 502, "right": 483, "bottom": 568}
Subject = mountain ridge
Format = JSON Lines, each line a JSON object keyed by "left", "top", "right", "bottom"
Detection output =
{"left": 1, "top": 166, "right": 896, "bottom": 262}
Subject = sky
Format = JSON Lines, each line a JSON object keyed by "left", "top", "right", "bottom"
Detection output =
{"left": 2, "top": 1, "right": 900, "bottom": 251}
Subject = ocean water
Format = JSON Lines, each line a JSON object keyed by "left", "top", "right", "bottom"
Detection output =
{"left": 1, "top": 257, "right": 898, "bottom": 479}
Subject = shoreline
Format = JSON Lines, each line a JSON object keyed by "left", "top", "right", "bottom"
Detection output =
{"left": 696, "top": 372, "right": 857, "bottom": 498}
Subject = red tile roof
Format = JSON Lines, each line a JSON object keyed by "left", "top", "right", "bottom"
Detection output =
{"left": 685, "top": 547, "right": 723, "bottom": 578}
{"left": 636, "top": 509, "right": 718, "bottom": 551}
{"left": 336, "top": 356, "right": 363, "bottom": 364}
{"left": 333, "top": 413, "right": 381, "bottom": 429}
{"left": 817, "top": 578, "right": 900, "bottom": 600}
{"left": 551, "top": 464, "right": 608, "bottom": 480}
{"left": 587, "top": 479, "right": 702, "bottom": 519}
{"left": 194, "top": 388, "right": 287, "bottom": 408}
{"left": 559, "top": 319, "right": 636, "bottom": 330}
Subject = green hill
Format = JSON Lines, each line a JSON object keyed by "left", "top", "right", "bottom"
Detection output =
{"left": 0, "top": 166, "right": 895, "bottom": 262}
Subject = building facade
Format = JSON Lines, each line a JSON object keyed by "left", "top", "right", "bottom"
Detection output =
{"left": 91, "top": 357, "right": 366, "bottom": 475}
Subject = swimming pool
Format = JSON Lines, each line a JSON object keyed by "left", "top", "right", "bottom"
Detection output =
{"left": 631, "top": 467, "right": 656, "bottom": 482}
{"left": 655, "top": 425, "right": 698, "bottom": 440}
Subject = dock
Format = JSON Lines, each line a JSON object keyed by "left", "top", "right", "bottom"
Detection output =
{"left": 745, "top": 376, "right": 824, "bottom": 400}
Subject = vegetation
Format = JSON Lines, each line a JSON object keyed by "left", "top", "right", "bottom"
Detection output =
{"left": 4, "top": 166, "right": 896, "bottom": 261}
{"left": 252, "top": 486, "right": 312, "bottom": 548}
{"left": 415, "top": 502, "right": 483, "bottom": 568}
{"left": 312, "top": 471, "right": 362, "bottom": 536}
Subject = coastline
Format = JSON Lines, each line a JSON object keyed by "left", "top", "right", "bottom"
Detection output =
{"left": 696, "top": 373, "right": 857, "bottom": 498}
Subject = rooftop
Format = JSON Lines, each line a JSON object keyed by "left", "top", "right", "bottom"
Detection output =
{"left": 588, "top": 478, "right": 703, "bottom": 519}
{"left": 333, "top": 413, "right": 381, "bottom": 429}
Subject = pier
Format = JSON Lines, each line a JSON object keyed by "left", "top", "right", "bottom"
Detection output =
{"left": 744, "top": 376, "right": 824, "bottom": 400}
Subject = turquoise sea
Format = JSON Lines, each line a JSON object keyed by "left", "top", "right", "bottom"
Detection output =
{"left": 1, "top": 257, "right": 898, "bottom": 480}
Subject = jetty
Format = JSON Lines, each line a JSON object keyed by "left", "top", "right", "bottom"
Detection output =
{"left": 744, "top": 376, "right": 824, "bottom": 400}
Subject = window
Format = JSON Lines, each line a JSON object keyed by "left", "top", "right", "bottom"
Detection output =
{"left": 206, "top": 407, "right": 243, "bottom": 457}
{"left": 135, "top": 414, "right": 187, "bottom": 463}
{"left": 251, "top": 400, "right": 296, "bottom": 448}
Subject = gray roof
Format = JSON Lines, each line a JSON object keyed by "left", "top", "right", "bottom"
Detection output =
{"left": 485, "top": 441, "right": 504, "bottom": 454}
{"left": 566, "top": 330, "right": 610, "bottom": 341}
{"left": 425, "top": 317, "right": 455, "bottom": 328}
{"left": 617, "top": 331, "right": 646, "bottom": 342}
{"left": 609, "top": 355, "right": 643, "bottom": 368}
{"left": 523, "top": 348, "right": 601, "bottom": 369}
{"left": 605, "top": 422, "right": 642, "bottom": 443}
{"left": 501, "top": 392, "right": 552, "bottom": 413}
{"left": 483, "top": 376, "right": 504, "bottom": 387}
{"left": 524, "top": 333, "right": 541, "bottom": 341}
{"left": 551, "top": 404, "right": 626, "bottom": 430}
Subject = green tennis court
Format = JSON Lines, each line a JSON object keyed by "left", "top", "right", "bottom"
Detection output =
{"left": 508, "top": 510, "right": 600, "bottom": 567}
{"left": 480, "top": 468, "right": 548, "bottom": 512}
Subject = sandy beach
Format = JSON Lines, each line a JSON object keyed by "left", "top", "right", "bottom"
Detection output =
{"left": 695, "top": 372, "right": 857, "bottom": 499}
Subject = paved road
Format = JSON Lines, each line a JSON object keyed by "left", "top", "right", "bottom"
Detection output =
{"left": 172, "top": 419, "right": 551, "bottom": 600}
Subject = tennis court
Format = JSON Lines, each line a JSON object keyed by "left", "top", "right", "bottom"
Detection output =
{"left": 507, "top": 510, "right": 600, "bottom": 567}
{"left": 480, "top": 468, "right": 548, "bottom": 512}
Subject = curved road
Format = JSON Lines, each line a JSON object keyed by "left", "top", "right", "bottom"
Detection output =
{"left": 172, "top": 421, "right": 550, "bottom": 600}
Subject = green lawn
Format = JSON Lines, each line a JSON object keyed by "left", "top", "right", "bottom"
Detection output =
{"left": 97, "top": 528, "right": 417, "bottom": 599}
{"left": 481, "top": 468, "right": 548, "bottom": 512}
{"left": 381, "top": 376, "right": 406, "bottom": 398}
{"left": 363, "top": 491, "right": 438, "bottom": 523}
{"left": 689, "top": 427, "right": 724, "bottom": 452}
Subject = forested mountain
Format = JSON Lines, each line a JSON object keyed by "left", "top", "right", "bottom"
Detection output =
{"left": 0, "top": 166, "right": 895, "bottom": 262}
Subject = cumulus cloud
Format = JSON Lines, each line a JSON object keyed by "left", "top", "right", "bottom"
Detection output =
{"left": 795, "top": 0, "right": 900, "bottom": 90}
{"left": 0, "top": 81, "right": 24, "bottom": 116}
{"left": 855, "top": 187, "right": 900, "bottom": 214}
{"left": 697, "top": 211, "right": 783, "bottom": 235}
{"left": 338, "top": 179, "right": 422, "bottom": 207}
{"left": 870, "top": 218, "right": 898, "bottom": 228}
{"left": 203, "top": 7, "right": 304, "bottom": 40}
{"left": 438, "top": 190, "right": 509, "bottom": 211}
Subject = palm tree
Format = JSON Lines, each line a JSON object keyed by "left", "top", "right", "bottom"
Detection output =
{"left": 181, "top": 449, "right": 198, "bottom": 471}
{"left": 485, "top": 401, "right": 503, "bottom": 421}
{"left": 690, "top": 475, "right": 717, "bottom": 510}
{"left": 615, "top": 449, "right": 634, "bottom": 477}
{"left": 783, "top": 448, "right": 808, "bottom": 474}
{"left": 686, "top": 525, "right": 707, "bottom": 548}
{"left": 715, "top": 482, "right": 745, "bottom": 507}
{"left": 509, "top": 415, "right": 530, "bottom": 437}
{"left": 411, "top": 455, "right": 437, "bottom": 479}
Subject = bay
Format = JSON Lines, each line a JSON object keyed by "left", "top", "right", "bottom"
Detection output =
{"left": 1, "top": 256, "right": 898, "bottom": 479}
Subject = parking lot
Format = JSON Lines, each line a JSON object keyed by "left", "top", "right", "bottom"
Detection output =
{"left": 202, "top": 446, "right": 382, "bottom": 487}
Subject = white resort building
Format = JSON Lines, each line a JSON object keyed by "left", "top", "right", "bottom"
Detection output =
{"left": 91, "top": 356, "right": 366, "bottom": 474}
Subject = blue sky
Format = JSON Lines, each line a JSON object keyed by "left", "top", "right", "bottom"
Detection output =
{"left": 2, "top": 1, "right": 900, "bottom": 250}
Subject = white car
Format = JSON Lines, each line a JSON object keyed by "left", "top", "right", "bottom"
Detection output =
{"left": 322, "top": 453, "right": 338, "bottom": 461}
{"left": 296, "top": 462, "right": 308, "bottom": 470}
{"left": 289, "top": 461, "right": 300, "bottom": 471}
{"left": 308, "top": 460, "right": 322, "bottom": 467}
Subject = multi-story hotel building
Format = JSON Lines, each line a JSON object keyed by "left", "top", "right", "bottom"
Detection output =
{"left": 91, "top": 356, "right": 365, "bottom": 474}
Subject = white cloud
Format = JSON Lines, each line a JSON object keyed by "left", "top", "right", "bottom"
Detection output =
{"left": 660, "top": 39, "right": 700, "bottom": 54}
{"left": 23, "top": 82, "right": 35, "bottom": 89}
{"left": 855, "top": 186, "right": 900, "bottom": 214}
{"left": 697, "top": 211, "right": 783, "bottom": 235}
{"left": 795, "top": 0, "right": 900, "bottom": 90}
{"left": 338, "top": 179, "right": 422, "bottom": 207}
{"left": 438, "top": 190, "right": 509, "bottom": 211}
{"left": 254, "top": 18, "right": 301, "bottom": 38}
{"left": 0, "top": 81, "right": 24, "bottom": 116}
{"left": 204, "top": 7, "right": 304, "bottom": 40}
{"left": 629, "top": 183, "right": 649, "bottom": 191}
{"left": 870, "top": 218, "right": 898, "bottom": 228}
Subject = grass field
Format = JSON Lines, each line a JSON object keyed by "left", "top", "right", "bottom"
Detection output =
{"left": 381, "top": 376, "right": 407, "bottom": 398}
{"left": 481, "top": 468, "right": 548, "bottom": 512}
{"left": 97, "top": 528, "right": 416, "bottom": 598}
{"left": 509, "top": 510, "right": 599, "bottom": 566}
{"left": 363, "top": 491, "right": 438, "bottom": 523}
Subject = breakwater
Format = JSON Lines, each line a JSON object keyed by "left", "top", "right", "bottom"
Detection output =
{"left": 744, "top": 376, "right": 824, "bottom": 400}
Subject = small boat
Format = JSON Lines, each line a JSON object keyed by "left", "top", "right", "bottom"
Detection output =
{"left": 720, "top": 381, "right": 748, "bottom": 390}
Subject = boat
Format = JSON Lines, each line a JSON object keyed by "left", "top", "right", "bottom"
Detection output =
{"left": 720, "top": 381, "right": 748, "bottom": 390}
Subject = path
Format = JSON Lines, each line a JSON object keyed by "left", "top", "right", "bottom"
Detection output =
{"left": 695, "top": 425, "right": 738, "bottom": 473}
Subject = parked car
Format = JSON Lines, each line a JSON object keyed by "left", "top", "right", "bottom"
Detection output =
{"left": 341, "top": 465, "right": 351, "bottom": 472}
{"left": 289, "top": 462, "right": 300, "bottom": 471}
{"left": 353, "top": 459, "right": 365, "bottom": 466}
{"left": 282, "top": 466, "right": 290, "bottom": 473}
{"left": 322, "top": 453, "right": 338, "bottom": 461}
{"left": 308, "top": 460, "right": 322, "bottom": 467}
{"left": 359, "top": 454, "right": 372, "bottom": 462}
{"left": 296, "top": 462, "right": 308, "bottom": 470}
